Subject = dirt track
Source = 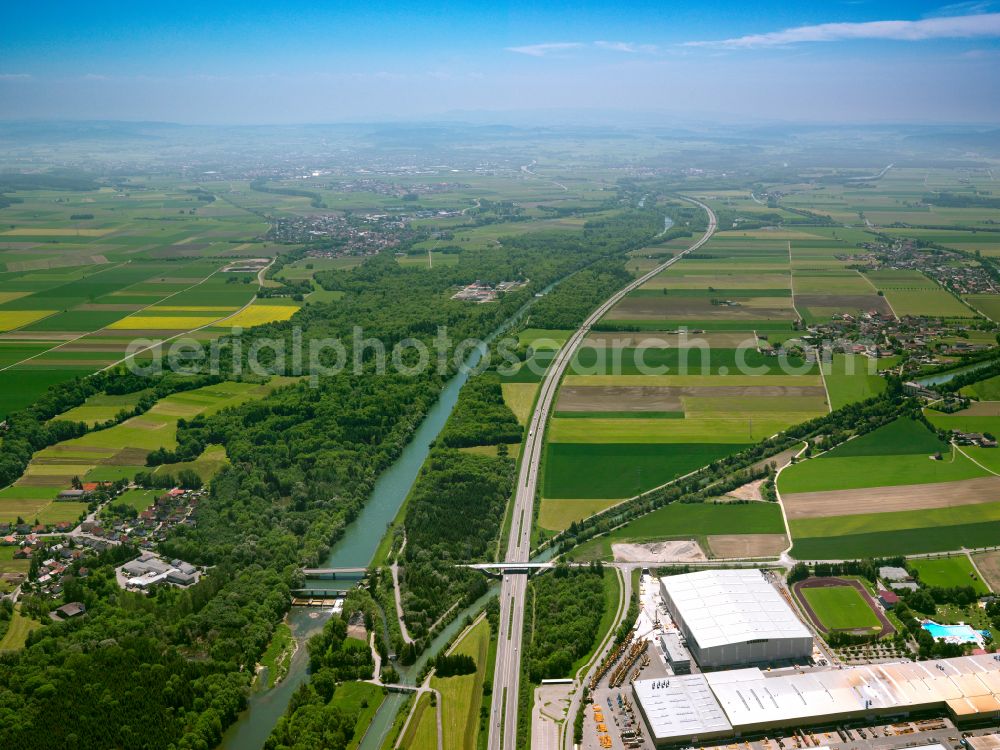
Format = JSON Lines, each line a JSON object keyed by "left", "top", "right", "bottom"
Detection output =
{"left": 791, "top": 577, "right": 895, "bottom": 637}
{"left": 783, "top": 476, "right": 1000, "bottom": 519}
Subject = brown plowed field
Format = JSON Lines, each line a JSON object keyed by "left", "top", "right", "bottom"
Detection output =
{"left": 783, "top": 476, "right": 1000, "bottom": 519}
{"left": 606, "top": 297, "right": 795, "bottom": 320}
{"left": 583, "top": 332, "right": 758, "bottom": 348}
{"left": 557, "top": 384, "right": 826, "bottom": 412}
{"left": 707, "top": 534, "right": 788, "bottom": 558}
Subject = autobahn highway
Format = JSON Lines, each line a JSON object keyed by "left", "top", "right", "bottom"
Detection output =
{"left": 487, "top": 197, "right": 718, "bottom": 750}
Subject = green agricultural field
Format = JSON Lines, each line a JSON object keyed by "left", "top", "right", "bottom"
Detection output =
{"left": 779, "top": 451, "right": 986, "bottom": 494}
{"left": 793, "top": 520, "right": 1000, "bottom": 559}
{"left": 962, "top": 375, "right": 1000, "bottom": 401}
{"left": 0, "top": 368, "right": 90, "bottom": 417}
{"left": 399, "top": 691, "right": 437, "bottom": 750}
{"left": 549, "top": 415, "right": 806, "bottom": 444}
{"left": 543, "top": 442, "right": 747, "bottom": 499}
{"left": 824, "top": 417, "right": 946, "bottom": 458}
{"left": 802, "top": 585, "right": 881, "bottom": 631}
{"left": 791, "top": 501, "right": 1000, "bottom": 539}
{"left": 910, "top": 556, "right": 991, "bottom": 594}
{"left": 53, "top": 389, "right": 152, "bottom": 426}
{"left": 822, "top": 354, "right": 887, "bottom": 410}
{"left": 964, "top": 295, "right": 1000, "bottom": 323}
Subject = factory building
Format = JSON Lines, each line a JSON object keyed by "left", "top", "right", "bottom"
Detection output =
{"left": 659, "top": 569, "right": 813, "bottom": 669}
{"left": 633, "top": 655, "right": 1000, "bottom": 748}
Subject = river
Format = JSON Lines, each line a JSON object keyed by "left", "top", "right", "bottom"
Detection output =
{"left": 915, "top": 359, "right": 995, "bottom": 387}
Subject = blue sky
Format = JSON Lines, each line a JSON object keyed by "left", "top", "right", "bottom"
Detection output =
{"left": 2, "top": 0, "right": 999, "bottom": 123}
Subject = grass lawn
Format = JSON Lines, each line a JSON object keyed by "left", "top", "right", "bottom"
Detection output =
{"left": 0, "top": 605, "right": 42, "bottom": 652}
{"left": 537, "top": 498, "right": 622, "bottom": 531}
{"left": 518, "top": 328, "right": 571, "bottom": 349}
{"left": 501, "top": 382, "right": 538, "bottom": 426}
{"left": 0, "top": 546, "right": 30, "bottom": 574}
{"left": 154, "top": 444, "right": 229, "bottom": 482}
{"left": 910, "top": 556, "right": 990, "bottom": 594}
{"left": 802, "top": 585, "right": 881, "bottom": 631}
{"left": 399, "top": 691, "right": 437, "bottom": 750}
{"left": 432, "top": 616, "right": 490, "bottom": 750}
{"left": 112, "top": 488, "right": 159, "bottom": 513}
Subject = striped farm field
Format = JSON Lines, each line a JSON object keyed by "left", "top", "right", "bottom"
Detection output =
{"left": 0, "top": 380, "right": 283, "bottom": 524}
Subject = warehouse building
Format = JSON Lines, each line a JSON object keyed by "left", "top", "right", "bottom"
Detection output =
{"left": 659, "top": 569, "right": 813, "bottom": 669}
{"left": 633, "top": 654, "right": 1000, "bottom": 747}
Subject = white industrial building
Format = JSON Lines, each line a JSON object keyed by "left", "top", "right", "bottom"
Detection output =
{"left": 659, "top": 569, "right": 813, "bottom": 669}
{"left": 634, "top": 655, "right": 1000, "bottom": 747}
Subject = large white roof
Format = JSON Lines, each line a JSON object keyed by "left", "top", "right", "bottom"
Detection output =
{"left": 661, "top": 569, "right": 811, "bottom": 649}
{"left": 636, "top": 656, "right": 1000, "bottom": 743}
{"left": 633, "top": 674, "right": 732, "bottom": 742}
{"left": 705, "top": 655, "right": 1000, "bottom": 728}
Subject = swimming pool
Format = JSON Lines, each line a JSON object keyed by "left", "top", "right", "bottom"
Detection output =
{"left": 922, "top": 620, "right": 988, "bottom": 645}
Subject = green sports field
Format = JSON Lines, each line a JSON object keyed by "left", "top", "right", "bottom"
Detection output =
{"left": 802, "top": 585, "right": 881, "bottom": 632}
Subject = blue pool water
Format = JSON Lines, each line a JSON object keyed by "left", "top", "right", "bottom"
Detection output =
{"left": 922, "top": 620, "right": 988, "bottom": 644}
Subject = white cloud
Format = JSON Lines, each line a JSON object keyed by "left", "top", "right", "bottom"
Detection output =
{"left": 505, "top": 42, "right": 583, "bottom": 57}
{"left": 685, "top": 12, "right": 1000, "bottom": 48}
{"left": 0, "top": 73, "right": 32, "bottom": 80}
{"left": 594, "top": 40, "right": 658, "bottom": 53}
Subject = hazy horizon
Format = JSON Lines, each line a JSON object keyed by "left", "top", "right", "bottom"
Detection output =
{"left": 4, "top": 0, "right": 1000, "bottom": 125}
